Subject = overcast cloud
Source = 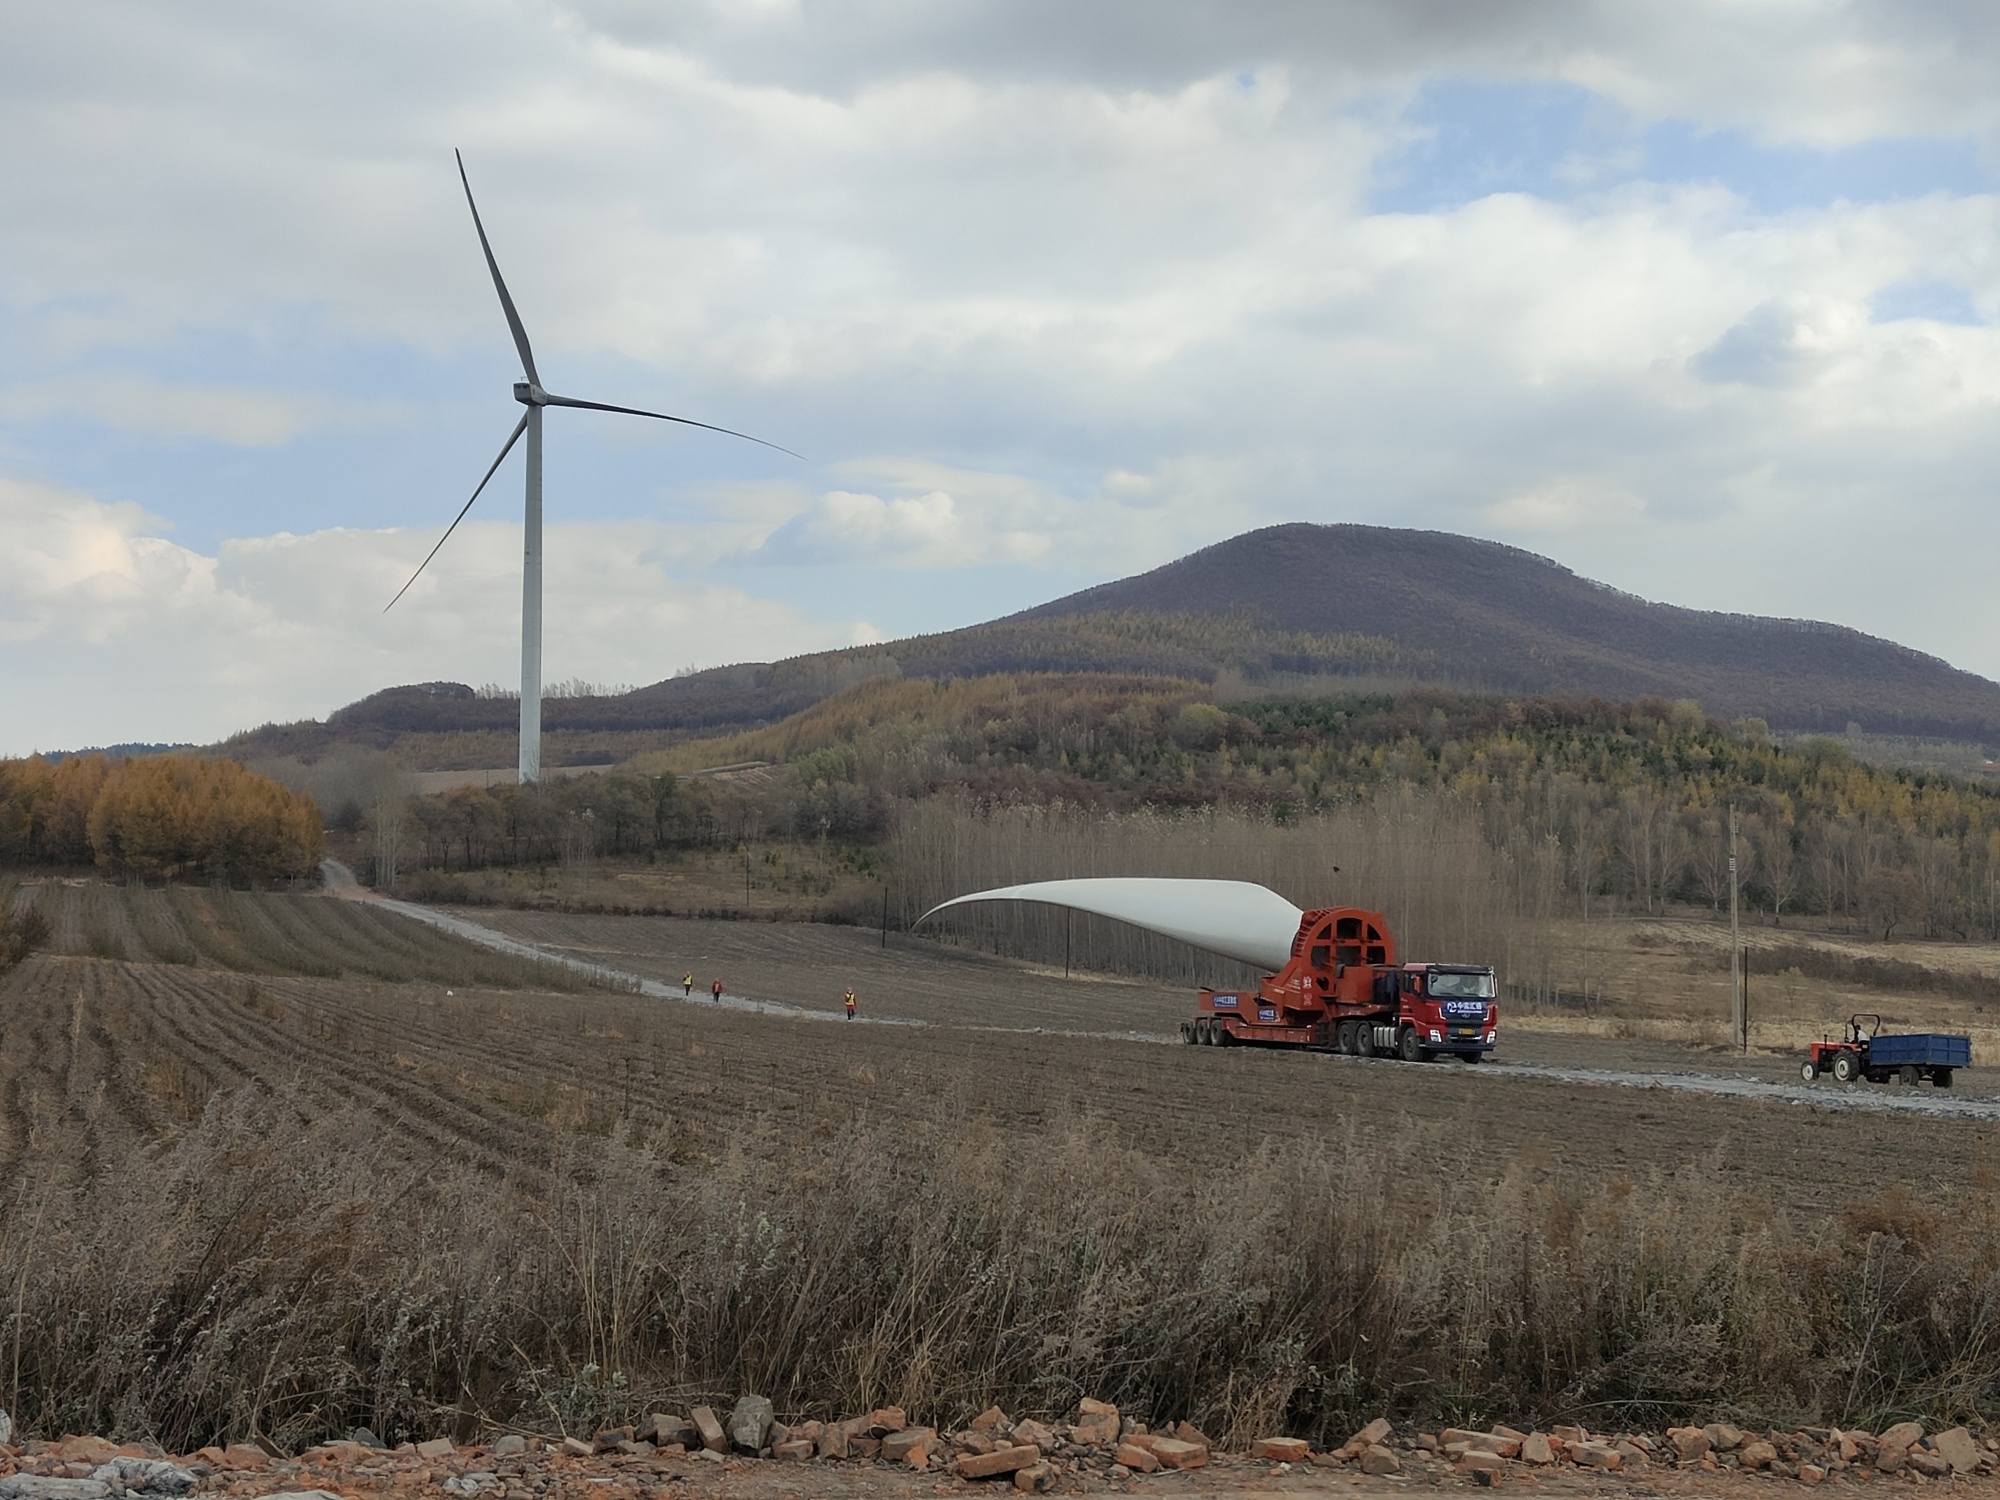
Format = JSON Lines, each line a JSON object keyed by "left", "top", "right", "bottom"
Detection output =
{"left": 3, "top": 1, "right": 1998, "bottom": 754}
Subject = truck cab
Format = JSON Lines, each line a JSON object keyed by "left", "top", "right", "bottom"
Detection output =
{"left": 1394, "top": 963, "right": 1499, "bottom": 1061}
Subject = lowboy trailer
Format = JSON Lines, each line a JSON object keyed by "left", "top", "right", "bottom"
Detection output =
{"left": 916, "top": 880, "right": 1499, "bottom": 1062}
{"left": 1180, "top": 906, "right": 1498, "bottom": 1062}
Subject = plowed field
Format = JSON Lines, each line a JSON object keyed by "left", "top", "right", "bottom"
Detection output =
{"left": 3, "top": 886, "right": 1996, "bottom": 1214}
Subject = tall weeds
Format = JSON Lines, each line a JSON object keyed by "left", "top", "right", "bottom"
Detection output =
{"left": 5, "top": 1095, "right": 1997, "bottom": 1452}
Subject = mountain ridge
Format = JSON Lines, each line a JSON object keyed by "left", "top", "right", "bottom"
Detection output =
{"left": 213, "top": 523, "right": 2000, "bottom": 765}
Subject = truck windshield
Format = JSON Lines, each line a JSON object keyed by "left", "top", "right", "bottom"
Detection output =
{"left": 1430, "top": 971, "right": 1496, "bottom": 999}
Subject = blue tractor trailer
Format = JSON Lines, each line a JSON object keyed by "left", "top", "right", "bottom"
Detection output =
{"left": 1801, "top": 1014, "right": 1971, "bottom": 1088}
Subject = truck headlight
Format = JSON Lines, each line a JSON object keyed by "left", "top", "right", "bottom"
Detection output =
{"left": 1429, "top": 1029, "right": 1441, "bottom": 1042}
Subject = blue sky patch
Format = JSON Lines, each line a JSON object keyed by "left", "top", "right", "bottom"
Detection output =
{"left": 1870, "top": 278, "right": 1983, "bottom": 325}
{"left": 1370, "top": 77, "right": 1994, "bottom": 216}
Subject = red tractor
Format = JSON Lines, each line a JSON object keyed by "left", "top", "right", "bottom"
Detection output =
{"left": 1179, "top": 905, "right": 1499, "bottom": 1062}
{"left": 1802, "top": 1014, "right": 1971, "bottom": 1087}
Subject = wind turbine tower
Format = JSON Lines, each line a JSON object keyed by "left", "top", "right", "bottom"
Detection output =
{"left": 389, "top": 152, "right": 797, "bottom": 783}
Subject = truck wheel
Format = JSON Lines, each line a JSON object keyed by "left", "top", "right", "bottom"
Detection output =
{"left": 1936, "top": 1068, "right": 1954, "bottom": 1089}
{"left": 1459, "top": 1051, "right": 1482, "bottom": 1065}
{"left": 1832, "top": 1052, "right": 1860, "bottom": 1083}
{"left": 1799, "top": 1059, "right": 1818, "bottom": 1083}
{"left": 1398, "top": 1027, "right": 1425, "bottom": 1063}
{"left": 1336, "top": 1019, "right": 1357, "bottom": 1054}
{"left": 1900, "top": 1065, "right": 1920, "bottom": 1087}
{"left": 1354, "top": 1023, "right": 1376, "bottom": 1058}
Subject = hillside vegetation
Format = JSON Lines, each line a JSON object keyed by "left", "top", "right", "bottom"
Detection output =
{"left": 367, "top": 680, "right": 2000, "bottom": 1012}
{"left": 210, "top": 524, "right": 2000, "bottom": 770}
{"left": 1024, "top": 524, "right": 2000, "bottom": 740}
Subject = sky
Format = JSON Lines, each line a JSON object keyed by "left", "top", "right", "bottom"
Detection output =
{"left": 4, "top": 1, "right": 2000, "bottom": 755}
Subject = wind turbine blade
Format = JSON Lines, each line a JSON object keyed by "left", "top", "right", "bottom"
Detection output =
{"left": 384, "top": 413, "right": 530, "bottom": 612}
{"left": 918, "top": 878, "right": 1306, "bottom": 973}
{"left": 541, "top": 393, "right": 806, "bottom": 460}
{"left": 455, "top": 149, "right": 540, "bottom": 387}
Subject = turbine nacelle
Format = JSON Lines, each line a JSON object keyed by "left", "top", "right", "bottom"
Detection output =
{"left": 512, "top": 380, "right": 549, "bottom": 406}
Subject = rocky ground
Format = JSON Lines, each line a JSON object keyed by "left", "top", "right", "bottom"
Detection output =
{"left": 4, "top": 1401, "right": 1998, "bottom": 1500}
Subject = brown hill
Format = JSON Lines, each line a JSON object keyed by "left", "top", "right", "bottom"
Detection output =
{"left": 1015, "top": 524, "right": 2000, "bottom": 742}
{"left": 217, "top": 523, "right": 2000, "bottom": 765}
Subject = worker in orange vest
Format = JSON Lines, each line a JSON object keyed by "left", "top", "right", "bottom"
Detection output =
{"left": 844, "top": 988, "right": 857, "bottom": 1021}
{"left": 710, "top": 977, "right": 724, "bottom": 1003}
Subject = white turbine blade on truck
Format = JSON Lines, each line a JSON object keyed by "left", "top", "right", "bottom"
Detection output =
{"left": 919, "top": 878, "right": 1304, "bottom": 973}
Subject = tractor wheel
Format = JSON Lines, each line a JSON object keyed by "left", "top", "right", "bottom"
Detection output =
{"left": 1900, "top": 1065, "right": 1921, "bottom": 1087}
{"left": 1799, "top": 1058, "right": 1818, "bottom": 1083}
{"left": 1398, "top": 1026, "right": 1425, "bottom": 1063}
{"left": 1832, "top": 1052, "right": 1860, "bottom": 1083}
{"left": 1936, "top": 1068, "right": 1954, "bottom": 1089}
{"left": 1354, "top": 1023, "right": 1376, "bottom": 1058}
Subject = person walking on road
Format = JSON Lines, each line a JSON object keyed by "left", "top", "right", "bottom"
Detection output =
{"left": 682, "top": 971, "right": 693, "bottom": 997}
{"left": 711, "top": 977, "right": 724, "bottom": 1004}
{"left": 844, "top": 988, "right": 857, "bottom": 1021}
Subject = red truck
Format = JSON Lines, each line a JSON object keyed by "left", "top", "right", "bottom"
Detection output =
{"left": 1178, "top": 905, "right": 1499, "bottom": 1062}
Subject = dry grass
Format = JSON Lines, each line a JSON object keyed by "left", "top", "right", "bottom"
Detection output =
{"left": 6, "top": 882, "right": 2000, "bottom": 1452}
{"left": 5, "top": 1093, "right": 1999, "bottom": 1455}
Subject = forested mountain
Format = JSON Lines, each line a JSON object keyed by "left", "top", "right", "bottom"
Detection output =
{"left": 1018, "top": 525, "right": 2000, "bottom": 741}
{"left": 215, "top": 523, "right": 2000, "bottom": 766}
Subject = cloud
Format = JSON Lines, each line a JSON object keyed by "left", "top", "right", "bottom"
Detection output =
{"left": 6, "top": 0, "right": 2000, "bottom": 743}
{"left": 0, "top": 372, "right": 389, "bottom": 446}
{"left": 750, "top": 459, "right": 1078, "bottom": 567}
{"left": 1485, "top": 476, "right": 1647, "bottom": 534}
{"left": 0, "top": 474, "right": 876, "bottom": 755}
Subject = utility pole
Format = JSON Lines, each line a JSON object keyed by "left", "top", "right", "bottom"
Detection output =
{"left": 1065, "top": 908, "right": 1073, "bottom": 978}
{"left": 880, "top": 885, "right": 889, "bottom": 949}
{"left": 1729, "top": 804, "right": 1745, "bottom": 1051}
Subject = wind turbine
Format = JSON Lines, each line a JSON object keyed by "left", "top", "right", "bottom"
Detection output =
{"left": 388, "top": 151, "right": 799, "bottom": 784}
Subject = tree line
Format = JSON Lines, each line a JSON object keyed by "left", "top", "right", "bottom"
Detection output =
{"left": 0, "top": 755, "right": 324, "bottom": 883}
{"left": 363, "top": 675, "right": 2000, "bottom": 944}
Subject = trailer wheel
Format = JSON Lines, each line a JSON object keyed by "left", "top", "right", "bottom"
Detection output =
{"left": 1398, "top": 1026, "right": 1425, "bottom": 1063}
{"left": 1213, "top": 1021, "right": 1232, "bottom": 1048}
{"left": 1199, "top": 1019, "right": 1216, "bottom": 1046}
{"left": 1936, "top": 1068, "right": 1954, "bottom": 1089}
{"left": 1799, "top": 1059, "right": 1818, "bottom": 1083}
{"left": 1832, "top": 1052, "right": 1860, "bottom": 1083}
{"left": 1900, "top": 1065, "right": 1920, "bottom": 1087}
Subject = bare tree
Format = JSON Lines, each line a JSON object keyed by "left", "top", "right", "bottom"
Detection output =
{"left": 1618, "top": 788, "right": 1659, "bottom": 913}
{"left": 1691, "top": 812, "right": 1729, "bottom": 913}
{"left": 1653, "top": 811, "right": 1690, "bottom": 911}
{"left": 1755, "top": 817, "right": 1799, "bottom": 925}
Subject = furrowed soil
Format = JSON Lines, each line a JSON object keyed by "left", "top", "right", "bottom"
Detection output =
{"left": 10, "top": 879, "right": 2000, "bottom": 1458}
{"left": 6, "top": 882, "right": 1993, "bottom": 1214}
